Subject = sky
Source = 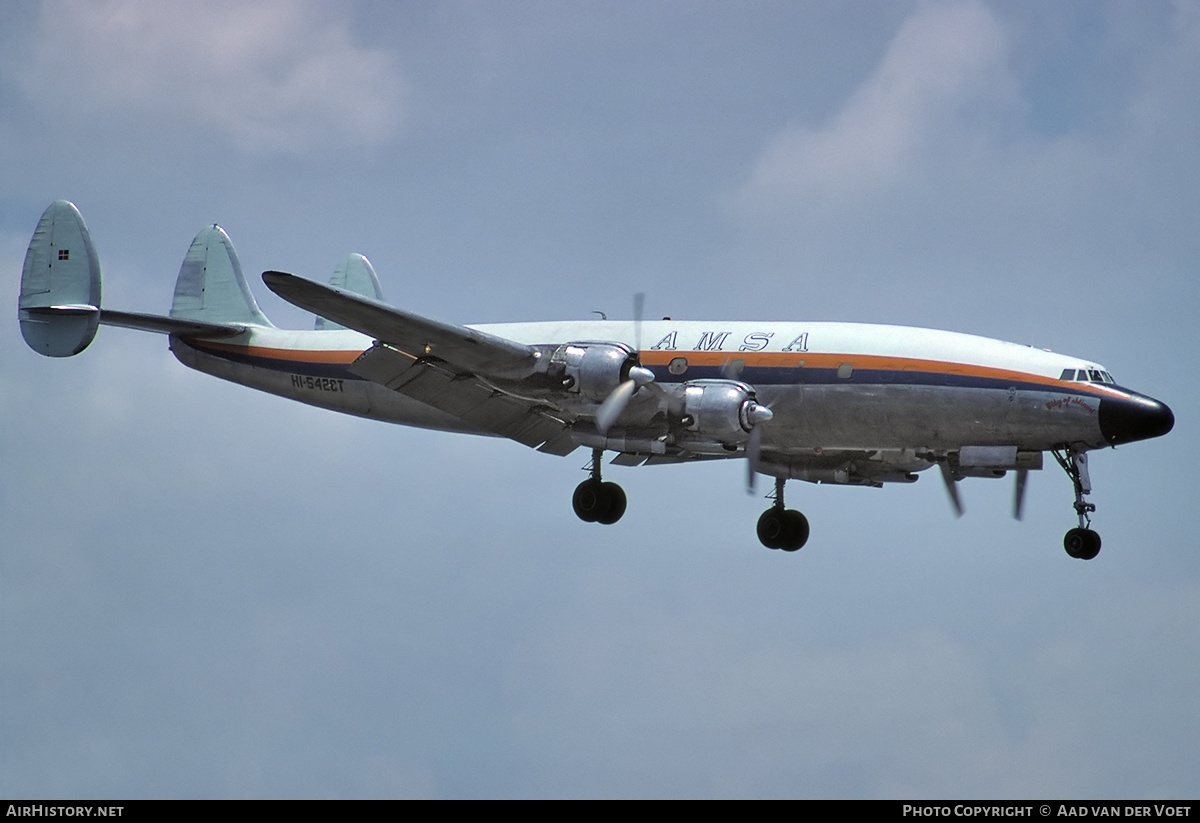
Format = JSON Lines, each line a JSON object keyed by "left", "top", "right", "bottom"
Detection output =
{"left": 1, "top": 0, "right": 1197, "bottom": 799}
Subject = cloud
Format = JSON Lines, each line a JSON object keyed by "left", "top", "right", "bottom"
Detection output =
{"left": 739, "top": 0, "right": 1016, "bottom": 208}
{"left": 723, "top": 0, "right": 1200, "bottom": 335}
{"left": 11, "top": 0, "right": 405, "bottom": 154}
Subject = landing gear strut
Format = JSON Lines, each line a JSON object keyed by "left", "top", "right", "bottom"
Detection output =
{"left": 1052, "top": 447, "right": 1101, "bottom": 560}
{"left": 572, "top": 449, "right": 627, "bottom": 525}
{"left": 757, "top": 477, "right": 809, "bottom": 552}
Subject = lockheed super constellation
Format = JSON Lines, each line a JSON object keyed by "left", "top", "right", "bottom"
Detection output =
{"left": 19, "top": 201, "right": 1174, "bottom": 557}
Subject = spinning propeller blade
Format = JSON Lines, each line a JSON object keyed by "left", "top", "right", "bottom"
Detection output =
{"left": 596, "top": 376, "right": 637, "bottom": 433}
{"left": 596, "top": 294, "right": 653, "bottom": 435}
{"left": 633, "top": 292, "right": 644, "bottom": 352}
{"left": 1013, "top": 468, "right": 1028, "bottom": 521}
{"left": 939, "top": 462, "right": 964, "bottom": 518}
{"left": 745, "top": 424, "right": 762, "bottom": 495}
{"left": 743, "top": 402, "right": 773, "bottom": 495}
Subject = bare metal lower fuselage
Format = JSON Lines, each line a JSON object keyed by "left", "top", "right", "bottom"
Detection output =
{"left": 170, "top": 320, "right": 1113, "bottom": 463}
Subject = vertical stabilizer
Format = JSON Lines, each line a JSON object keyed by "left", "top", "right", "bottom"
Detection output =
{"left": 171, "top": 226, "right": 273, "bottom": 327}
{"left": 19, "top": 201, "right": 102, "bottom": 357}
{"left": 315, "top": 253, "right": 385, "bottom": 330}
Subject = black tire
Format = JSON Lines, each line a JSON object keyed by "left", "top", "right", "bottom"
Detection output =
{"left": 1079, "top": 529, "right": 1101, "bottom": 560}
{"left": 1064, "top": 527, "right": 1101, "bottom": 560}
{"left": 757, "top": 508, "right": 786, "bottom": 549}
{"left": 781, "top": 509, "right": 810, "bottom": 552}
{"left": 572, "top": 479, "right": 607, "bottom": 523}
{"left": 596, "top": 482, "right": 627, "bottom": 525}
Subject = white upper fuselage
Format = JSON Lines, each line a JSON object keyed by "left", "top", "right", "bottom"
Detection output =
{"left": 171, "top": 318, "right": 1126, "bottom": 457}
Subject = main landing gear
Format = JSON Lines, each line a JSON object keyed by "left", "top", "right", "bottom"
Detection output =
{"left": 570, "top": 452, "right": 809, "bottom": 551}
{"left": 1053, "top": 447, "right": 1101, "bottom": 560}
{"left": 572, "top": 449, "right": 627, "bottom": 525}
{"left": 757, "top": 477, "right": 809, "bottom": 552}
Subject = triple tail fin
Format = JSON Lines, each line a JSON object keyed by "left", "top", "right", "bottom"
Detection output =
{"left": 315, "top": 253, "right": 384, "bottom": 330}
{"left": 18, "top": 201, "right": 269, "bottom": 358}
{"left": 19, "top": 201, "right": 102, "bottom": 357}
{"left": 171, "top": 225, "right": 274, "bottom": 328}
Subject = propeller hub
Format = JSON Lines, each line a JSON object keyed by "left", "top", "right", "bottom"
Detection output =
{"left": 745, "top": 402, "right": 773, "bottom": 427}
{"left": 628, "top": 365, "right": 655, "bottom": 387}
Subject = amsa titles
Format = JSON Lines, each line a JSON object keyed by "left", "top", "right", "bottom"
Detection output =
{"left": 650, "top": 330, "right": 809, "bottom": 353}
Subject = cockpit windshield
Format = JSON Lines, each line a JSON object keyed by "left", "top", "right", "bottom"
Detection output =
{"left": 1059, "top": 368, "right": 1115, "bottom": 384}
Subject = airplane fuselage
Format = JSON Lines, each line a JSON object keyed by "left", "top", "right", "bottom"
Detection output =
{"left": 170, "top": 319, "right": 1165, "bottom": 459}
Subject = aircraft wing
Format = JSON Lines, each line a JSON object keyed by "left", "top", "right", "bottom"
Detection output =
{"left": 263, "top": 271, "right": 578, "bottom": 455}
{"left": 349, "top": 341, "right": 577, "bottom": 455}
{"left": 262, "top": 271, "right": 538, "bottom": 377}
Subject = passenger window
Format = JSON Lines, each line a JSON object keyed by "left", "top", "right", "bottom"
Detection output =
{"left": 837, "top": 363, "right": 854, "bottom": 379}
{"left": 668, "top": 357, "right": 688, "bottom": 375}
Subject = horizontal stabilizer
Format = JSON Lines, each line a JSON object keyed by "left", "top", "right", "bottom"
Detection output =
{"left": 21, "top": 306, "right": 243, "bottom": 338}
{"left": 100, "top": 309, "right": 244, "bottom": 338}
{"left": 19, "top": 201, "right": 102, "bottom": 357}
{"left": 263, "top": 270, "right": 538, "bottom": 378}
{"left": 316, "top": 254, "right": 384, "bottom": 330}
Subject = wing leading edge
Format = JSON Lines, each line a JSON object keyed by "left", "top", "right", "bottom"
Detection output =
{"left": 263, "top": 270, "right": 578, "bottom": 455}
{"left": 262, "top": 271, "right": 538, "bottom": 378}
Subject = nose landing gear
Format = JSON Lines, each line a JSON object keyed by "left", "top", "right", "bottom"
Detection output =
{"left": 1064, "top": 526, "right": 1101, "bottom": 560}
{"left": 1053, "top": 447, "right": 1101, "bottom": 560}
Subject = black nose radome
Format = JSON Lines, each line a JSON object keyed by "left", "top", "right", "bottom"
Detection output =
{"left": 1099, "top": 393, "right": 1175, "bottom": 446}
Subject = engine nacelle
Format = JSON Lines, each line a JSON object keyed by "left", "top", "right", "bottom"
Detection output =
{"left": 958, "top": 446, "right": 1043, "bottom": 471}
{"left": 548, "top": 342, "right": 638, "bottom": 401}
{"left": 677, "top": 379, "right": 771, "bottom": 445}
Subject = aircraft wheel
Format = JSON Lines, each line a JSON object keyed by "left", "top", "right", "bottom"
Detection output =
{"left": 596, "top": 482, "right": 627, "bottom": 525}
{"left": 1064, "top": 527, "right": 1101, "bottom": 560}
{"left": 757, "top": 508, "right": 784, "bottom": 549}
{"left": 572, "top": 479, "right": 606, "bottom": 523}
{"left": 780, "top": 509, "right": 810, "bottom": 552}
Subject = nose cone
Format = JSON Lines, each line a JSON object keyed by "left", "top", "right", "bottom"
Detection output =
{"left": 1099, "top": 392, "right": 1175, "bottom": 446}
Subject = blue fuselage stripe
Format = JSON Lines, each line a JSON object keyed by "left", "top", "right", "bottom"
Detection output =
{"left": 190, "top": 339, "right": 1110, "bottom": 398}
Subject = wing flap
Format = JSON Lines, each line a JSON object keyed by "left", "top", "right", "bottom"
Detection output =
{"left": 263, "top": 270, "right": 538, "bottom": 378}
{"left": 349, "top": 342, "right": 575, "bottom": 453}
{"left": 536, "top": 430, "right": 581, "bottom": 456}
{"left": 610, "top": 452, "right": 649, "bottom": 467}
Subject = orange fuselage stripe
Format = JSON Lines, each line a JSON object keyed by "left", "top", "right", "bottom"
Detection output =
{"left": 191, "top": 340, "right": 1122, "bottom": 399}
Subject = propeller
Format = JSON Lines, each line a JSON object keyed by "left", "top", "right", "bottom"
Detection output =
{"left": 720, "top": 357, "right": 745, "bottom": 380}
{"left": 1012, "top": 468, "right": 1028, "bottom": 520}
{"left": 596, "top": 292, "right": 652, "bottom": 435}
{"left": 596, "top": 364, "right": 655, "bottom": 433}
{"left": 939, "top": 459, "right": 1027, "bottom": 519}
{"left": 743, "top": 401, "right": 774, "bottom": 495}
{"left": 714, "top": 355, "right": 773, "bottom": 493}
{"left": 938, "top": 462, "right": 965, "bottom": 518}
{"left": 632, "top": 292, "right": 644, "bottom": 352}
